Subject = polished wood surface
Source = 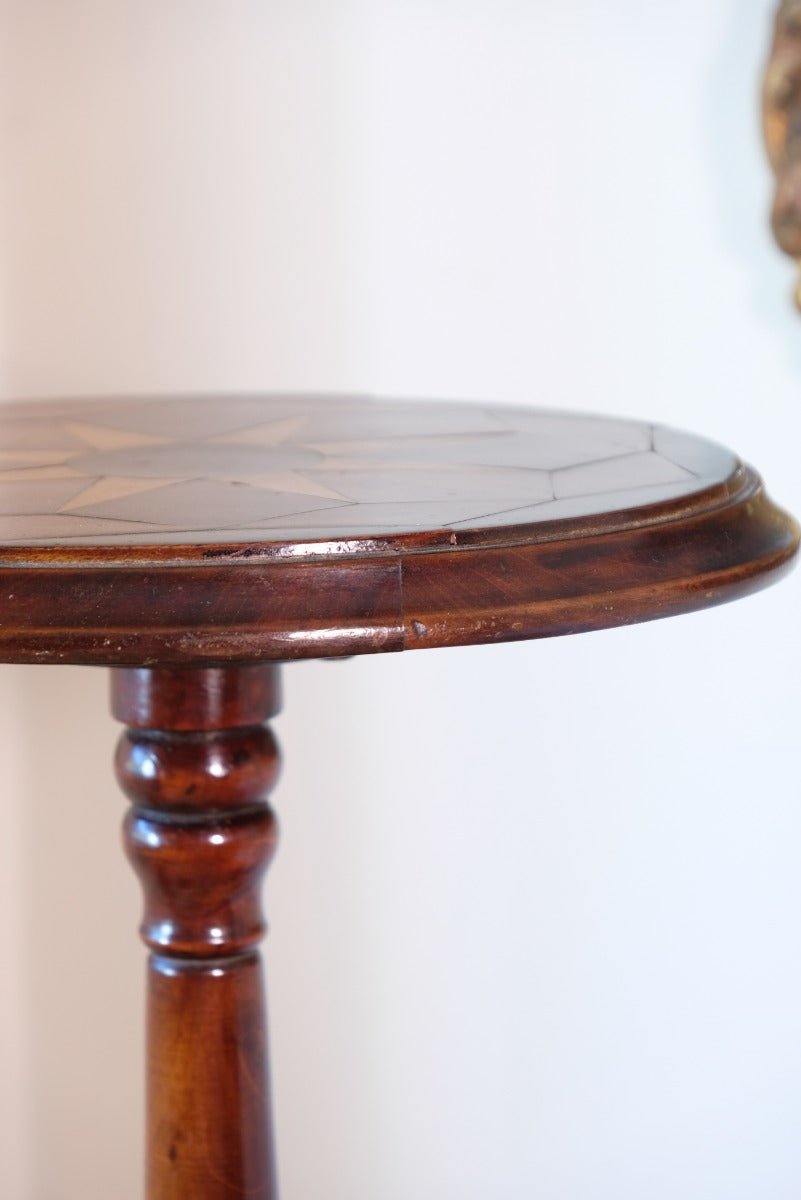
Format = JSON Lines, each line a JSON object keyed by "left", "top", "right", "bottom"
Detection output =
{"left": 112, "top": 665, "right": 281, "bottom": 1200}
{"left": 0, "top": 395, "right": 796, "bottom": 663}
{"left": 0, "top": 395, "right": 741, "bottom": 543}
{"left": 3, "top": 394, "right": 798, "bottom": 1198}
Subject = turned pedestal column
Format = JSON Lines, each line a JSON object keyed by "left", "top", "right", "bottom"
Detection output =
{"left": 0, "top": 394, "right": 795, "bottom": 1198}
{"left": 112, "top": 665, "right": 282, "bottom": 1200}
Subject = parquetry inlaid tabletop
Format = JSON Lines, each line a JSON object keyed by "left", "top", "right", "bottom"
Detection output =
{"left": 0, "top": 394, "right": 796, "bottom": 664}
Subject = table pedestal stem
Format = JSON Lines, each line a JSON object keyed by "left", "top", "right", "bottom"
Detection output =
{"left": 111, "top": 665, "right": 282, "bottom": 1200}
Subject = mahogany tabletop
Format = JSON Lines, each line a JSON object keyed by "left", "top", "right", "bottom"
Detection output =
{"left": 0, "top": 394, "right": 796, "bottom": 665}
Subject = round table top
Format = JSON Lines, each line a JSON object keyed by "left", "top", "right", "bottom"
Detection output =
{"left": 0, "top": 394, "right": 796, "bottom": 664}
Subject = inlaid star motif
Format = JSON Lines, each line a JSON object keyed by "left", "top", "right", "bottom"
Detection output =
{"left": 0, "top": 396, "right": 735, "bottom": 546}
{"left": 1, "top": 414, "right": 352, "bottom": 511}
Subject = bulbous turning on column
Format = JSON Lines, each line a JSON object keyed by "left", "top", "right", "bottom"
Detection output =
{"left": 111, "top": 664, "right": 282, "bottom": 1200}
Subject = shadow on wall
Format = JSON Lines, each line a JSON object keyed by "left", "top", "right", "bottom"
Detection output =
{"left": 17, "top": 665, "right": 142, "bottom": 1200}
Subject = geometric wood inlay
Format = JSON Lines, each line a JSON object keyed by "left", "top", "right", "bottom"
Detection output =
{"left": 0, "top": 395, "right": 739, "bottom": 547}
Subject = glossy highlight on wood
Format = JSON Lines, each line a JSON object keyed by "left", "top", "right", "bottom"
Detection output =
{"left": 2, "top": 392, "right": 795, "bottom": 1199}
{"left": 113, "top": 664, "right": 281, "bottom": 1200}
{"left": 0, "top": 395, "right": 796, "bottom": 664}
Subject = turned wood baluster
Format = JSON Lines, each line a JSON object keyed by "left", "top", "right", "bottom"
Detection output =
{"left": 111, "top": 664, "right": 282, "bottom": 1200}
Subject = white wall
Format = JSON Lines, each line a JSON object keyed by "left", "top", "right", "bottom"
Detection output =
{"left": 1, "top": 2, "right": 799, "bottom": 1197}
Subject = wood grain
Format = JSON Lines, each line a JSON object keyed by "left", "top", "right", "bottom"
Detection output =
{"left": 5, "top": 395, "right": 795, "bottom": 1200}
{"left": 0, "top": 463, "right": 795, "bottom": 664}
{"left": 113, "top": 665, "right": 281, "bottom": 1200}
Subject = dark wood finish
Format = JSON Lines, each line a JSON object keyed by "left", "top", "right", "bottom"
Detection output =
{"left": 0, "top": 396, "right": 796, "bottom": 663}
{"left": 1, "top": 395, "right": 796, "bottom": 1198}
{"left": 113, "top": 663, "right": 282, "bottom": 731}
{"left": 112, "top": 665, "right": 281, "bottom": 1200}
{"left": 0, "top": 395, "right": 745, "bottom": 548}
{"left": 764, "top": 0, "right": 801, "bottom": 304}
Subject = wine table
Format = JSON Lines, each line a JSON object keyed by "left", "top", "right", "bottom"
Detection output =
{"left": 0, "top": 393, "right": 796, "bottom": 1198}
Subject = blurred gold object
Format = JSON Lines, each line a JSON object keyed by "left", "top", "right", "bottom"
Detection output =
{"left": 764, "top": 1, "right": 801, "bottom": 307}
